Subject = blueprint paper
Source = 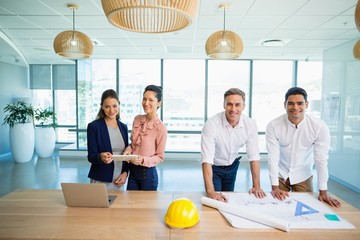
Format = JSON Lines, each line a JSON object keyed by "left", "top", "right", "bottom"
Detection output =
{"left": 215, "top": 192, "right": 355, "bottom": 229}
{"left": 201, "top": 196, "right": 290, "bottom": 231}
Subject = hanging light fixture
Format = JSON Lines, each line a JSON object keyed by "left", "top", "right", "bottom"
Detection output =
{"left": 53, "top": 4, "right": 93, "bottom": 59}
{"left": 101, "top": 0, "right": 199, "bottom": 33}
{"left": 355, "top": 0, "right": 360, "bottom": 32}
{"left": 354, "top": 39, "right": 360, "bottom": 60}
{"left": 205, "top": 4, "right": 243, "bottom": 59}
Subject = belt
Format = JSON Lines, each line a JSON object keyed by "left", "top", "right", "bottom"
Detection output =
{"left": 215, "top": 156, "right": 242, "bottom": 169}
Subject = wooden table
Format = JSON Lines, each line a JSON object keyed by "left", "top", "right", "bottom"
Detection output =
{"left": 0, "top": 190, "right": 358, "bottom": 239}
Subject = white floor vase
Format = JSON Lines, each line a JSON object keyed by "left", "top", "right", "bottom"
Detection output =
{"left": 10, "top": 123, "right": 35, "bottom": 163}
{"left": 35, "top": 127, "right": 55, "bottom": 158}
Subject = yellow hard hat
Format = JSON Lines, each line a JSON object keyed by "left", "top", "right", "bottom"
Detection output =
{"left": 164, "top": 198, "right": 200, "bottom": 229}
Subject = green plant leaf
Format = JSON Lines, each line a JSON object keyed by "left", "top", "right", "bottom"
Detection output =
{"left": 34, "top": 107, "right": 58, "bottom": 128}
{"left": 2, "top": 100, "right": 34, "bottom": 128}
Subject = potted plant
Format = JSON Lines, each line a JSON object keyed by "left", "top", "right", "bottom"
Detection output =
{"left": 34, "top": 107, "right": 57, "bottom": 158}
{"left": 2, "top": 100, "right": 35, "bottom": 163}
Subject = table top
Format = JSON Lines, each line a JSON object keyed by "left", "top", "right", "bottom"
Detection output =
{"left": 0, "top": 189, "right": 358, "bottom": 240}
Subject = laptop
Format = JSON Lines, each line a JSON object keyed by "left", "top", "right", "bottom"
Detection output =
{"left": 61, "top": 183, "right": 117, "bottom": 208}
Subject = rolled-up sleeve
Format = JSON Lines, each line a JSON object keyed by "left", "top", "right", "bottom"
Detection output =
{"left": 245, "top": 119, "right": 260, "bottom": 161}
{"left": 201, "top": 120, "right": 217, "bottom": 165}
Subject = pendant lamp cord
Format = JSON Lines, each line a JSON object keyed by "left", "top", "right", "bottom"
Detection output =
{"left": 71, "top": 6, "right": 76, "bottom": 43}
{"left": 223, "top": 7, "right": 226, "bottom": 30}
{"left": 72, "top": 7, "right": 75, "bottom": 32}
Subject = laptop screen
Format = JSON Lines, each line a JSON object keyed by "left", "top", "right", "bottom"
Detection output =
{"left": 61, "top": 183, "right": 117, "bottom": 208}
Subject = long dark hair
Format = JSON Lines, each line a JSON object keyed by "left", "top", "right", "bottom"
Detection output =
{"left": 96, "top": 89, "right": 120, "bottom": 120}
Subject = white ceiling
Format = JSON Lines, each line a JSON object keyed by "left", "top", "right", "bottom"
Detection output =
{"left": 0, "top": 0, "right": 359, "bottom": 67}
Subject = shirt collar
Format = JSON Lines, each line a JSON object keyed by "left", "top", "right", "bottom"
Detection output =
{"left": 221, "top": 112, "right": 243, "bottom": 128}
{"left": 285, "top": 115, "right": 305, "bottom": 129}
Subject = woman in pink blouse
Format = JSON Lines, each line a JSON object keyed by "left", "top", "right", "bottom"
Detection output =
{"left": 123, "top": 85, "right": 167, "bottom": 190}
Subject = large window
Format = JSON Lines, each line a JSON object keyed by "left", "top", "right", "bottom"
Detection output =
{"left": 54, "top": 90, "right": 76, "bottom": 143}
{"left": 162, "top": 60, "right": 205, "bottom": 152}
{"left": 32, "top": 90, "right": 52, "bottom": 109}
{"left": 53, "top": 64, "right": 77, "bottom": 143}
{"left": 252, "top": 60, "right": 294, "bottom": 132}
{"left": 252, "top": 60, "right": 294, "bottom": 152}
{"left": 207, "top": 60, "right": 250, "bottom": 118}
{"left": 30, "top": 64, "right": 78, "bottom": 144}
{"left": 118, "top": 59, "right": 161, "bottom": 128}
{"left": 297, "top": 61, "right": 323, "bottom": 119}
{"left": 30, "top": 59, "right": 323, "bottom": 153}
{"left": 77, "top": 60, "right": 117, "bottom": 148}
{"left": 163, "top": 60, "right": 205, "bottom": 131}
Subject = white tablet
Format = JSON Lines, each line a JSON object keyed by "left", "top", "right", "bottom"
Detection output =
{"left": 112, "top": 155, "right": 138, "bottom": 161}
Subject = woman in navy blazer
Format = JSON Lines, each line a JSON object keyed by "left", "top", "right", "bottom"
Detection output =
{"left": 87, "top": 89, "right": 129, "bottom": 189}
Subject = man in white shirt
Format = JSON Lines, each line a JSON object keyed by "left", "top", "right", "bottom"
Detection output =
{"left": 201, "top": 88, "right": 266, "bottom": 202}
{"left": 266, "top": 87, "right": 341, "bottom": 207}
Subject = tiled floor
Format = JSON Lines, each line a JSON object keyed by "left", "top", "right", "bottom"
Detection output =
{"left": 0, "top": 151, "right": 359, "bottom": 209}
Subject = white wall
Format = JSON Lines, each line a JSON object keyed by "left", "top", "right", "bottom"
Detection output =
{"left": 0, "top": 62, "right": 29, "bottom": 155}
{"left": 323, "top": 38, "right": 360, "bottom": 192}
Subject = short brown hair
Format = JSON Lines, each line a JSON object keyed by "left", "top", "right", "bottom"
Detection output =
{"left": 224, "top": 88, "right": 245, "bottom": 102}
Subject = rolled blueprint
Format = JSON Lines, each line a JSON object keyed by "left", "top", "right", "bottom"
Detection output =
{"left": 201, "top": 196, "right": 290, "bottom": 232}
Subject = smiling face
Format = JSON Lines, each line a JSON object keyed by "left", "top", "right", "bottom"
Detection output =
{"left": 101, "top": 97, "right": 119, "bottom": 120}
{"left": 224, "top": 94, "right": 245, "bottom": 127}
{"left": 284, "top": 94, "right": 308, "bottom": 125}
{"left": 142, "top": 90, "right": 161, "bottom": 115}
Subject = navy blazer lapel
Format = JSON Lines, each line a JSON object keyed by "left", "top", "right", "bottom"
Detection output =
{"left": 99, "top": 119, "right": 112, "bottom": 153}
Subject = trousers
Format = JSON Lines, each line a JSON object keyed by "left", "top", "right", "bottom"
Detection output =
{"left": 127, "top": 164, "right": 158, "bottom": 190}
{"left": 212, "top": 156, "right": 241, "bottom": 191}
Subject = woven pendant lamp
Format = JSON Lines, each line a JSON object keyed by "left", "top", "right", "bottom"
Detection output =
{"left": 101, "top": 0, "right": 199, "bottom": 33}
{"left": 53, "top": 4, "right": 93, "bottom": 59}
{"left": 205, "top": 4, "right": 243, "bottom": 59}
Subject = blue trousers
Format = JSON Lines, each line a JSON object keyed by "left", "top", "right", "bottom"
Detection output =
{"left": 212, "top": 157, "right": 241, "bottom": 191}
{"left": 126, "top": 164, "right": 158, "bottom": 191}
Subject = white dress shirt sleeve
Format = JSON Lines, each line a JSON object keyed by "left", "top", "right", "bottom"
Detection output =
{"left": 245, "top": 119, "right": 261, "bottom": 161}
{"left": 201, "top": 119, "right": 217, "bottom": 165}
{"left": 313, "top": 122, "right": 331, "bottom": 190}
{"left": 265, "top": 120, "right": 281, "bottom": 186}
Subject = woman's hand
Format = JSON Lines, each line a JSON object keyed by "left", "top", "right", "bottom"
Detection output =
{"left": 113, "top": 172, "right": 128, "bottom": 187}
{"left": 130, "top": 155, "right": 143, "bottom": 165}
{"left": 122, "top": 146, "right": 132, "bottom": 155}
{"left": 100, "top": 152, "right": 113, "bottom": 164}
